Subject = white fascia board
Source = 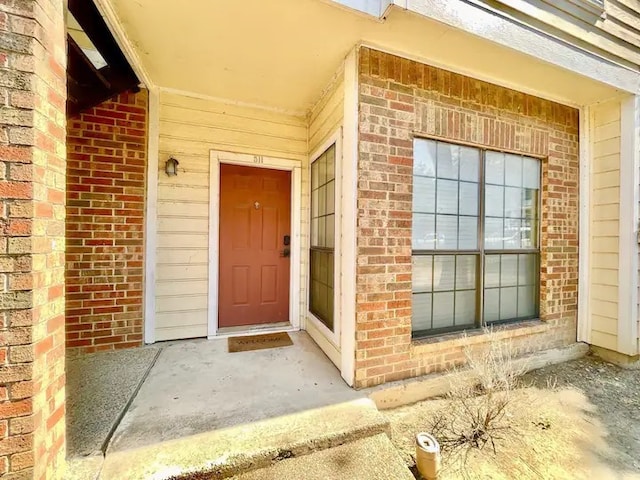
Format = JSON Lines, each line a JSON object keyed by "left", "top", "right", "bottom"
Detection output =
{"left": 328, "top": 0, "right": 393, "bottom": 18}
{"left": 93, "top": 0, "right": 154, "bottom": 89}
{"left": 400, "top": 0, "right": 640, "bottom": 94}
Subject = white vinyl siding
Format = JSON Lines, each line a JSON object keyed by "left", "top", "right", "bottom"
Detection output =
{"left": 589, "top": 100, "right": 621, "bottom": 350}
{"left": 489, "top": 0, "right": 640, "bottom": 68}
{"left": 309, "top": 71, "right": 344, "bottom": 155}
{"left": 155, "top": 91, "right": 307, "bottom": 341}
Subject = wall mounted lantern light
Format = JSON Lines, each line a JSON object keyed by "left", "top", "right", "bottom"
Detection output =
{"left": 165, "top": 157, "right": 179, "bottom": 176}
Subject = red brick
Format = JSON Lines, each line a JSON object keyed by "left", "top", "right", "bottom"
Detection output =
{"left": 0, "top": 182, "right": 31, "bottom": 200}
{"left": 66, "top": 90, "right": 147, "bottom": 354}
{"left": 355, "top": 48, "right": 578, "bottom": 388}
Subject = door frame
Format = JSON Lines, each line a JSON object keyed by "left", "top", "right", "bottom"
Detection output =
{"left": 208, "top": 150, "right": 302, "bottom": 338}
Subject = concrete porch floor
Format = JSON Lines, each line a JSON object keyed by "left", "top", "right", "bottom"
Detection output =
{"left": 67, "top": 331, "right": 362, "bottom": 459}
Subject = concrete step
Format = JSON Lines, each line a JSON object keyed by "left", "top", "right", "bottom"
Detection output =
{"left": 231, "top": 434, "right": 415, "bottom": 480}
{"left": 98, "top": 398, "right": 390, "bottom": 479}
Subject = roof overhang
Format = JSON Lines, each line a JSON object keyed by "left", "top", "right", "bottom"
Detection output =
{"left": 103, "top": 0, "right": 626, "bottom": 114}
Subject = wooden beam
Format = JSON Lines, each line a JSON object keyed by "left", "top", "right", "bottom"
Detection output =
{"left": 66, "top": 1, "right": 140, "bottom": 115}
{"left": 67, "top": 0, "right": 137, "bottom": 77}
{"left": 67, "top": 35, "right": 111, "bottom": 90}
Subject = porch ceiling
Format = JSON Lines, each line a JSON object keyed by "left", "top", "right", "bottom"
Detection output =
{"left": 108, "top": 0, "right": 620, "bottom": 113}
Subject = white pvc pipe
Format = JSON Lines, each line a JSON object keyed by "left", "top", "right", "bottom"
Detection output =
{"left": 416, "top": 432, "right": 441, "bottom": 480}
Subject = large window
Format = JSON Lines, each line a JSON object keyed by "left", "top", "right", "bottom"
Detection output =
{"left": 412, "top": 139, "right": 540, "bottom": 337}
{"left": 310, "top": 144, "right": 336, "bottom": 331}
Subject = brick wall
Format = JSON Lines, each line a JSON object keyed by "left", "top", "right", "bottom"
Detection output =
{"left": 0, "top": 0, "right": 67, "bottom": 478}
{"left": 355, "top": 47, "right": 579, "bottom": 388}
{"left": 66, "top": 90, "right": 147, "bottom": 355}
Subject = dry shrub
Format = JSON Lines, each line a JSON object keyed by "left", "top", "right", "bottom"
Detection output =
{"left": 428, "top": 327, "right": 527, "bottom": 457}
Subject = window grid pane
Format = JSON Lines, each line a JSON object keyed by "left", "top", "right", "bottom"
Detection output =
{"left": 484, "top": 153, "right": 540, "bottom": 251}
{"left": 310, "top": 250, "right": 335, "bottom": 330}
{"left": 310, "top": 144, "right": 337, "bottom": 332}
{"left": 413, "top": 139, "right": 479, "bottom": 251}
{"left": 311, "top": 148, "right": 336, "bottom": 249}
{"left": 483, "top": 253, "right": 538, "bottom": 324}
{"left": 411, "top": 254, "right": 478, "bottom": 335}
{"left": 412, "top": 138, "right": 540, "bottom": 337}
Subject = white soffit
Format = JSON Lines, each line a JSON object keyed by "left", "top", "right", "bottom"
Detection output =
{"left": 109, "top": 0, "right": 622, "bottom": 112}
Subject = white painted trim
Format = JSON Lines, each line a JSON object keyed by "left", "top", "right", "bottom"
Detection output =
{"left": 291, "top": 164, "right": 303, "bottom": 334}
{"left": 208, "top": 157, "right": 220, "bottom": 339}
{"left": 340, "top": 48, "right": 359, "bottom": 387}
{"left": 577, "top": 105, "right": 592, "bottom": 344}
{"left": 143, "top": 88, "right": 160, "bottom": 344}
{"left": 401, "top": 0, "right": 640, "bottom": 95}
{"left": 93, "top": 0, "right": 154, "bottom": 89}
{"left": 159, "top": 86, "right": 306, "bottom": 118}
{"left": 308, "top": 129, "right": 343, "bottom": 348}
{"left": 306, "top": 318, "right": 341, "bottom": 367}
{"left": 617, "top": 95, "right": 640, "bottom": 355}
{"left": 208, "top": 151, "right": 302, "bottom": 338}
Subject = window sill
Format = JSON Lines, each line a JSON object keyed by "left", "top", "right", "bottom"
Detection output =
{"left": 410, "top": 319, "right": 547, "bottom": 354}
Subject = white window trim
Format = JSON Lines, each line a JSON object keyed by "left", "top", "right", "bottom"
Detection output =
{"left": 307, "top": 130, "right": 343, "bottom": 348}
{"left": 208, "top": 151, "right": 302, "bottom": 338}
{"left": 340, "top": 48, "right": 358, "bottom": 387}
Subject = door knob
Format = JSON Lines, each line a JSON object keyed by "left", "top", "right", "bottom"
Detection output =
{"left": 280, "top": 248, "right": 291, "bottom": 258}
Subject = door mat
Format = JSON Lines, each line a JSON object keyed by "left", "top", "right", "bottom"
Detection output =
{"left": 228, "top": 332, "right": 293, "bottom": 353}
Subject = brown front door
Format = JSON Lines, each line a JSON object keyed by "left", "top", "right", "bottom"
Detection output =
{"left": 218, "top": 164, "right": 291, "bottom": 328}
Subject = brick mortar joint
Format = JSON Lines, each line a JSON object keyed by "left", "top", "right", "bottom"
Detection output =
{"left": 353, "top": 49, "right": 579, "bottom": 386}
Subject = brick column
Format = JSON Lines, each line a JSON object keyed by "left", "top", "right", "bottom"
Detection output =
{"left": 0, "top": 1, "right": 67, "bottom": 478}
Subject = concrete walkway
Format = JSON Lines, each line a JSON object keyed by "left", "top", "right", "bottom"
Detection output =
{"left": 66, "top": 346, "right": 161, "bottom": 457}
{"left": 67, "top": 332, "right": 360, "bottom": 458}
{"left": 98, "top": 398, "right": 395, "bottom": 479}
{"left": 109, "top": 332, "right": 361, "bottom": 452}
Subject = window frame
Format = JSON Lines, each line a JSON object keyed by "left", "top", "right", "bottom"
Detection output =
{"left": 307, "top": 130, "right": 342, "bottom": 347}
{"left": 411, "top": 136, "right": 543, "bottom": 338}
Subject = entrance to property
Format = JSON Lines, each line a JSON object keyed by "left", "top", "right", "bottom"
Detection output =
{"left": 218, "top": 164, "right": 292, "bottom": 328}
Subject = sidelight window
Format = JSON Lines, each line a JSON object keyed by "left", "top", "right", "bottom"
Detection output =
{"left": 310, "top": 144, "right": 336, "bottom": 331}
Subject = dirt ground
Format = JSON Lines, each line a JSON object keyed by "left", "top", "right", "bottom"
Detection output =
{"left": 384, "top": 354, "right": 640, "bottom": 480}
